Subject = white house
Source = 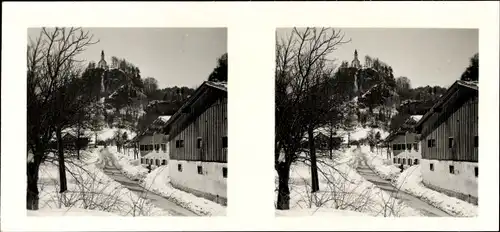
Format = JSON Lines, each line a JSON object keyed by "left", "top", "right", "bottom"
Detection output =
{"left": 385, "top": 115, "right": 423, "bottom": 167}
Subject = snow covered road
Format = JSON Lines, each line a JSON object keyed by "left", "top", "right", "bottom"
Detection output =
{"left": 355, "top": 154, "right": 450, "bottom": 217}
{"left": 99, "top": 148, "right": 198, "bottom": 216}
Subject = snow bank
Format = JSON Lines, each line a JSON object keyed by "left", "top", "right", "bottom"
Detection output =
{"left": 276, "top": 207, "right": 367, "bottom": 216}
{"left": 395, "top": 165, "right": 478, "bottom": 217}
{"left": 360, "top": 148, "right": 478, "bottom": 217}
{"left": 363, "top": 148, "right": 401, "bottom": 180}
{"left": 28, "top": 207, "right": 117, "bottom": 216}
{"left": 36, "top": 148, "right": 169, "bottom": 216}
{"left": 109, "top": 150, "right": 226, "bottom": 216}
{"left": 140, "top": 166, "right": 226, "bottom": 216}
{"left": 277, "top": 149, "right": 422, "bottom": 217}
{"left": 110, "top": 148, "right": 148, "bottom": 180}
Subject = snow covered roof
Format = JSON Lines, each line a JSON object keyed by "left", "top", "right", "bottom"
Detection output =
{"left": 205, "top": 81, "right": 227, "bottom": 92}
{"left": 158, "top": 115, "right": 171, "bottom": 123}
{"left": 457, "top": 80, "right": 478, "bottom": 90}
{"left": 409, "top": 115, "right": 423, "bottom": 122}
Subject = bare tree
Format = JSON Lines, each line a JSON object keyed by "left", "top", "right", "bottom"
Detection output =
{"left": 143, "top": 77, "right": 158, "bottom": 97}
{"left": 275, "top": 27, "right": 350, "bottom": 209}
{"left": 27, "top": 27, "right": 98, "bottom": 210}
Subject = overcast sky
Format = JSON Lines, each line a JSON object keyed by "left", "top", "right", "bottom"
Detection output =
{"left": 277, "top": 28, "right": 478, "bottom": 88}
{"left": 28, "top": 28, "right": 227, "bottom": 89}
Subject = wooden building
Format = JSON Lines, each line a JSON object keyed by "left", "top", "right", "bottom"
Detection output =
{"left": 162, "top": 81, "right": 228, "bottom": 205}
{"left": 414, "top": 80, "right": 478, "bottom": 205}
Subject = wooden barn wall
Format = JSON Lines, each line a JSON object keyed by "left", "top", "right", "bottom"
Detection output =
{"left": 421, "top": 92, "right": 478, "bottom": 162}
{"left": 169, "top": 96, "right": 227, "bottom": 162}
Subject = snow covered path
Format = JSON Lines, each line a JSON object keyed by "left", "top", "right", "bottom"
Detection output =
{"left": 355, "top": 154, "right": 451, "bottom": 217}
{"left": 99, "top": 149, "right": 198, "bottom": 216}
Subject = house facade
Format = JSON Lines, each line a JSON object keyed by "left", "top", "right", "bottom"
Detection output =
{"left": 385, "top": 115, "right": 423, "bottom": 166}
{"left": 138, "top": 132, "right": 169, "bottom": 166}
{"left": 132, "top": 115, "right": 172, "bottom": 166}
{"left": 163, "top": 81, "right": 228, "bottom": 205}
{"left": 415, "top": 80, "right": 478, "bottom": 205}
{"left": 386, "top": 132, "right": 421, "bottom": 166}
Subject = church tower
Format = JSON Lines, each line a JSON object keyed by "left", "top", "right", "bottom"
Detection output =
{"left": 98, "top": 50, "right": 108, "bottom": 70}
{"left": 350, "top": 49, "right": 361, "bottom": 69}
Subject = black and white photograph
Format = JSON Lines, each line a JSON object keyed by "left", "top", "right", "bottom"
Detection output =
{"left": 2, "top": 2, "right": 499, "bottom": 232}
{"left": 26, "top": 27, "right": 228, "bottom": 216}
{"left": 275, "top": 27, "right": 479, "bottom": 217}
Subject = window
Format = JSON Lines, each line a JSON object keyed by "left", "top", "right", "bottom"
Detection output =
{"left": 222, "top": 136, "right": 228, "bottom": 148}
{"left": 414, "top": 159, "right": 419, "bottom": 165}
{"left": 403, "top": 159, "right": 406, "bottom": 165}
{"left": 430, "top": 163, "right": 434, "bottom": 171}
{"left": 222, "top": 167, "right": 227, "bottom": 178}
{"left": 393, "top": 158, "right": 396, "bottom": 163}
{"left": 177, "top": 164, "right": 182, "bottom": 172}
{"left": 448, "top": 137, "right": 454, "bottom": 149}
{"left": 140, "top": 145, "right": 145, "bottom": 151}
{"left": 197, "top": 165, "right": 203, "bottom": 175}
{"left": 161, "top": 144, "right": 167, "bottom": 151}
{"left": 162, "top": 159, "right": 166, "bottom": 165}
{"left": 414, "top": 143, "right": 419, "bottom": 152}
{"left": 176, "top": 140, "right": 184, "bottom": 148}
{"left": 197, "top": 137, "right": 203, "bottom": 149}
{"left": 449, "top": 165, "right": 455, "bottom": 174}
{"left": 155, "top": 159, "right": 160, "bottom": 166}
{"left": 398, "top": 158, "right": 401, "bottom": 164}
{"left": 141, "top": 158, "right": 145, "bottom": 164}
{"left": 155, "top": 144, "right": 160, "bottom": 152}
{"left": 427, "top": 139, "right": 436, "bottom": 148}
{"left": 474, "top": 167, "right": 478, "bottom": 177}
{"left": 407, "top": 143, "right": 412, "bottom": 150}
{"left": 474, "top": 136, "right": 478, "bottom": 148}
{"left": 148, "top": 144, "right": 154, "bottom": 151}
{"left": 408, "top": 159, "right": 412, "bottom": 166}
{"left": 392, "top": 144, "right": 397, "bottom": 150}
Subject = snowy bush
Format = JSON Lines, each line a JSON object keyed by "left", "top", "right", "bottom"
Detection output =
{"left": 278, "top": 151, "right": 421, "bottom": 217}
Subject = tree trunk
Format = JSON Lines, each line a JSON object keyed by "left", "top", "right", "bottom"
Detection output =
{"left": 56, "top": 128, "right": 68, "bottom": 193}
{"left": 76, "top": 126, "right": 81, "bottom": 160}
{"left": 95, "top": 132, "right": 98, "bottom": 148}
{"left": 308, "top": 126, "right": 319, "bottom": 193}
{"left": 276, "top": 161, "right": 291, "bottom": 210}
{"left": 329, "top": 127, "right": 333, "bottom": 160}
{"left": 27, "top": 158, "right": 41, "bottom": 210}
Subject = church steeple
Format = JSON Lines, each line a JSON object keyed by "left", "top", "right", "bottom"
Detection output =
{"left": 98, "top": 50, "right": 108, "bottom": 70}
{"left": 351, "top": 49, "right": 361, "bottom": 69}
